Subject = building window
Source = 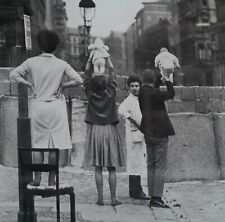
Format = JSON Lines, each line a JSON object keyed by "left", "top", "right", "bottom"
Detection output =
{"left": 207, "top": 48, "right": 212, "bottom": 59}
{"left": 198, "top": 43, "right": 205, "bottom": 59}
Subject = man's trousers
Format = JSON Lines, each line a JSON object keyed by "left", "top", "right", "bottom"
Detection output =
{"left": 145, "top": 137, "right": 168, "bottom": 197}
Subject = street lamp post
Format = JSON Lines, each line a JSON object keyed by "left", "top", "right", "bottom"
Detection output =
{"left": 78, "top": 0, "right": 96, "bottom": 70}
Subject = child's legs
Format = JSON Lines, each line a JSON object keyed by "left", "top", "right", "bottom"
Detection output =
{"left": 48, "top": 151, "right": 56, "bottom": 186}
{"left": 32, "top": 152, "right": 44, "bottom": 184}
{"left": 95, "top": 166, "right": 103, "bottom": 200}
{"left": 94, "top": 58, "right": 105, "bottom": 74}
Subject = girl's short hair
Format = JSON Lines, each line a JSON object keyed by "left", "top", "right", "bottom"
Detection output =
{"left": 37, "top": 30, "right": 59, "bottom": 53}
{"left": 127, "top": 75, "right": 142, "bottom": 87}
{"left": 90, "top": 75, "right": 107, "bottom": 93}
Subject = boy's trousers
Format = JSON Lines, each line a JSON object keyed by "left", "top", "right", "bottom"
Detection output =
{"left": 145, "top": 137, "right": 168, "bottom": 197}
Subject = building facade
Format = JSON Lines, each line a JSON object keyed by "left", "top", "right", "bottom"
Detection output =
{"left": 135, "top": 1, "right": 172, "bottom": 37}
{"left": 124, "top": 23, "right": 136, "bottom": 75}
{"left": 123, "top": 1, "right": 172, "bottom": 75}
{"left": 66, "top": 26, "right": 84, "bottom": 71}
{"left": 214, "top": 0, "right": 225, "bottom": 85}
{"left": 0, "top": 0, "right": 68, "bottom": 67}
{"left": 104, "top": 31, "right": 126, "bottom": 76}
{"left": 134, "top": 19, "right": 171, "bottom": 73}
{"left": 46, "top": 0, "right": 68, "bottom": 59}
{"left": 0, "top": 0, "right": 35, "bottom": 66}
{"left": 178, "top": 0, "right": 217, "bottom": 86}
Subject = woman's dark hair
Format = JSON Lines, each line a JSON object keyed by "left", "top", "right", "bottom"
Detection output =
{"left": 37, "top": 30, "right": 59, "bottom": 53}
{"left": 90, "top": 75, "right": 107, "bottom": 93}
{"left": 127, "top": 75, "right": 142, "bottom": 87}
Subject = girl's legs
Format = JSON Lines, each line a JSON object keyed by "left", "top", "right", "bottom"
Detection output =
{"left": 31, "top": 152, "right": 44, "bottom": 186}
{"left": 48, "top": 151, "right": 56, "bottom": 186}
{"left": 108, "top": 167, "right": 122, "bottom": 206}
{"left": 95, "top": 166, "right": 104, "bottom": 205}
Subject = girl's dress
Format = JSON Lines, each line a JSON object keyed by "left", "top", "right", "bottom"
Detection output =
{"left": 10, "top": 53, "right": 82, "bottom": 149}
{"left": 83, "top": 75, "right": 125, "bottom": 167}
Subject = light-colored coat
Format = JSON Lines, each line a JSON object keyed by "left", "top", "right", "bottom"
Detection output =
{"left": 10, "top": 53, "right": 82, "bottom": 149}
{"left": 118, "top": 93, "right": 147, "bottom": 175}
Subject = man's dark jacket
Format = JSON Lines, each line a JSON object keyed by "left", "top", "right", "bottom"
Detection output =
{"left": 138, "top": 78, "right": 175, "bottom": 138}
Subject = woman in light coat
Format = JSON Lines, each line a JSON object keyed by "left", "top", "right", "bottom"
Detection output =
{"left": 10, "top": 30, "right": 83, "bottom": 186}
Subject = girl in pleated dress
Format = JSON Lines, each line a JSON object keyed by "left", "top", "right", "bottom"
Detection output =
{"left": 10, "top": 30, "right": 83, "bottom": 186}
{"left": 83, "top": 68, "right": 125, "bottom": 206}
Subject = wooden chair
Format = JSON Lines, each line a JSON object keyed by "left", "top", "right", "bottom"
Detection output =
{"left": 18, "top": 148, "right": 76, "bottom": 222}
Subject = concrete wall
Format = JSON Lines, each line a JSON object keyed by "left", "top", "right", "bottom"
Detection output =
{"left": 167, "top": 114, "right": 219, "bottom": 182}
{"left": 1, "top": 95, "right": 225, "bottom": 181}
{"left": 69, "top": 102, "right": 223, "bottom": 182}
{"left": 0, "top": 96, "right": 18, "bottom": 167}
{"left": 1, "top": 68, "right": 225, "bottom": 181}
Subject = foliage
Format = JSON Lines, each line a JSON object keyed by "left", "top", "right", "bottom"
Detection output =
{"left": 134, "top": 19, "right": 171, "bottom": 73}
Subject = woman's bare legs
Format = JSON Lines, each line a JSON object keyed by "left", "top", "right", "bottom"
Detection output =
{"left": 31, "top": 152, "right": 44, "bottom": 186}
{"left": 48, "top": 151, "right": 56, "bottom": 186}
{"left": 95, "top": 166, "right": 104, "bottom": 205}
{"left": 108, "top": 167, "right": 122, "bottom": 206}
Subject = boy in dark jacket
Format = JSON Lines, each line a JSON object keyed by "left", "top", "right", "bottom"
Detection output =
{"left": 138, "top": 69, "right": 175, "bottom": 208}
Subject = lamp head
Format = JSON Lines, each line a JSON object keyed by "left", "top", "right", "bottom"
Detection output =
{"left": 79, "top": 0, "right": 95, "bottom": 8}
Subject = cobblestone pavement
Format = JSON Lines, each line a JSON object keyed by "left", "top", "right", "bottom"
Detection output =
{"left": 1, "top": 165, "right": 225, "bottom": 221}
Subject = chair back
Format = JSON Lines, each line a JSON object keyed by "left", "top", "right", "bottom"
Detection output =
{"left": 18, "top": 148, "right": 60, "bottom": 188}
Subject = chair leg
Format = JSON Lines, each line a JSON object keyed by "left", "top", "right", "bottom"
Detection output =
{"left": 70, "top": 193, "right": 76, "bottom": 222}
{"left": 56, "top": 195, "right": 60, "bottom": 222}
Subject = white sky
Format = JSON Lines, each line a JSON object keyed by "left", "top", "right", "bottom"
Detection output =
{"left": 65, "top": 0, "right": 155, "bottom": 37}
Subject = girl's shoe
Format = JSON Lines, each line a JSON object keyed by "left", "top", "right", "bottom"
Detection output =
{"left": 111, "top": 199, "right": 122, "bottom": 206}
{"left": 96, "top": 200, "right": 104, "bottom": 205}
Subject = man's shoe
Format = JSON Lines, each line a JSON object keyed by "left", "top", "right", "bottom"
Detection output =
{"left": 149, "top": 199, "right": 169, "bottom": 208}
{"left": 135, "top": 191, "right": 150, "bottom": 200}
